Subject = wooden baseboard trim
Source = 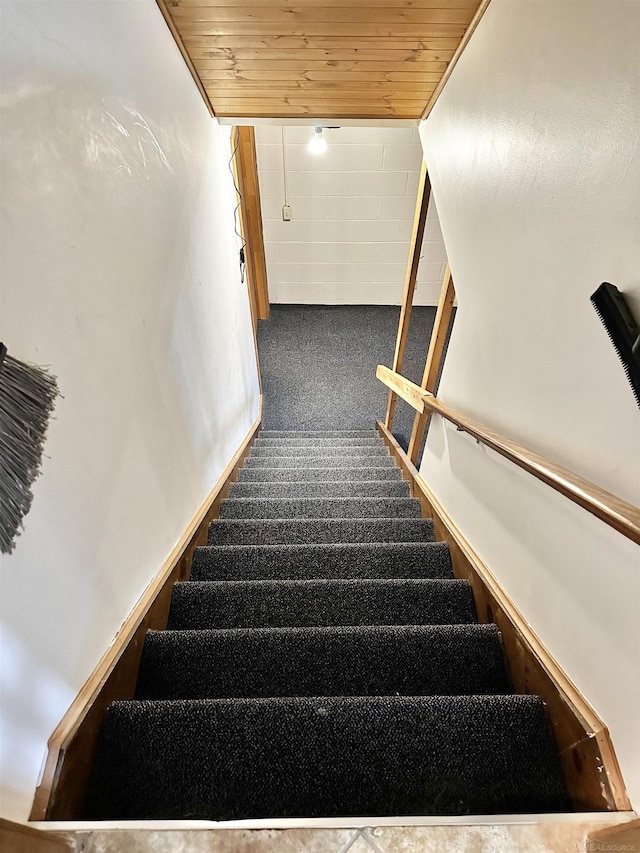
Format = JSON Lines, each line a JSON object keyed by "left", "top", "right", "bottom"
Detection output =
{"left": 0, "top": 819, "right": 73, "bottom": 853}
{"left": 31, "top": 402, "right": 262, "bottom": 822}
{"left": 376, "top": 420, "right": 631, "bottom": 812}
{"left": 588, "top": 817, "right": 640, "bottom": 847}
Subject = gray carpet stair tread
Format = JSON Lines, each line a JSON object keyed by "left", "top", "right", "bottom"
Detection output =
{"left": 255, "top": 437, "right": 384, "bottom": 446}
{"left": 191, "top": 541, "right": 454, "bottom": 581}
{"left": 135, "top": 624, "right": 510, "bottom": 700}
{"left": 208, "top": 518, "right": 435, "bottom": 546}
{"left": 87, "top": 420, "right": 570, "bottom": 820}
{"left": 168, "top": 579, "right": 477, "bottom": 629}
{"left": 84, "top": 694, "right": 570, "bottom": 819}
{"left": 243, "top": 455, "right": 398, "bottom": 469}
{"left": 229, "top": 480, "right": 411, "bottom": 498}
{"left": 237, "top": 466, "right": 403, "bottom": 482}
{"left": 261, "top": 430, "right": 375, "bottom": 437}
{"left": 219, "top": 497, "right": 422, "bottom": 520}
{"left": 250, "top": 445, "right": 390, "bottom": 458}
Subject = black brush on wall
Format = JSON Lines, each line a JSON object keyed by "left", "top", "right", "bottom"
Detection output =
{"left": 590, "top": 282, "right": 640, "bottom": 409}
{"left": 0, "top": 343, "right": 60, "bottom": 554}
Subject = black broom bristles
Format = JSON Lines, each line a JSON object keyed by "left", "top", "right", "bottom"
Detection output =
{"left": 590, "top": 282, "right": 640, "bottom": 409}
{"left": 0, "top": 344, "right": 60, "bottom": 554}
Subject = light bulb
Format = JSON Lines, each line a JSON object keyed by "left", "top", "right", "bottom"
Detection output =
{"left": 308, "top": 126, "right": 327, "bottom": 155}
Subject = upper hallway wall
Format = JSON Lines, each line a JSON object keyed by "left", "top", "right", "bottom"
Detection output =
{"left": 419, "top": 0, "right": 640, "bottom": 806}
{"left": 0, "top": 0, "right": 260, "bottom": 820}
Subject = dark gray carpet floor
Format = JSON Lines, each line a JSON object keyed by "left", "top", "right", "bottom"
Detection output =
{"left": 257, "top": 305, "right": 453, "bottom": 450}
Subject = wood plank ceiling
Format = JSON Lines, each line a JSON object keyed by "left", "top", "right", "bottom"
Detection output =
{"left": 157, "top": 0, "right": 488, "bottom": 120}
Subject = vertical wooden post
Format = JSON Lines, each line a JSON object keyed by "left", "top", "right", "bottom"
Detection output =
{"left": 230, "top": 127, "right": 265, "bottom": 392}
{"left": 407, "top": 263, "right": 456, "bottom": 464}
{"left": 384, "top": 159, "right": 431, "bottom": 430}
{"left": 230, "top": 126, "right": 270, "bottom": 323}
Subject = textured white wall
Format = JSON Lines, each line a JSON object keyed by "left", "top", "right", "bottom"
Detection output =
{"left": 420, "top": 0, "right": 640, "bottom": 806}
{"left": 255, "top": 126, "right": 447, "bottom": 305}
{"left": 0, "top": 0, "right": 259, "bottom": 820}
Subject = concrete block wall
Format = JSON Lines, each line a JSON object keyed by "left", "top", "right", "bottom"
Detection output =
{"left": 255, "top": 126, "right": 447, "bottom": 306}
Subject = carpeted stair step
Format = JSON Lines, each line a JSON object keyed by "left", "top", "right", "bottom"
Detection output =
{"left": 208, "top": 517, "right": 435, "bottom": 546}
{"left": 191, "top": 541, "right": 453, "bottom": 581}
{"left": 260, "top": 430, "right": 375, "bottom": 438}
{"left": 167, "top": 579, "right": 477, "bottom": 629}
{"left": 229, "top": 480, "right": 411, "bottom": 498}
{"left": 243, "top": 454, "right": 398, "bottom": 469}
{"left": 255, "top": 436, "right": 384, "bottom": 447}
{"left": 135, "top": 624, "right": 510, "bottom": 700}
{"left": 219, "top": 497, "right": 422, "bottom": 520}
{"left": 84, "top": 694, "right": 570, "bottom": 819}
{"left": 237, "top": 466, "right": 403, "bottom": 482}
{"left": 250, "top": 445, "right": 390, "bottom": 458}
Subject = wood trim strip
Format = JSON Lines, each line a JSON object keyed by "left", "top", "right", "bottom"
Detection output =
{"left": 588, "top": 818, "right": 640, "bottom": 846}
{"left": 421, "top": 0, "right": 492, "bottom": 120}
{"left": 377, "top": 364, "right": 426, "bottom": 414}
{"left": 30, "top": 403, "right": 262, "bottom": 821}
{"left": 0, "top": 819, "right": 73, "bottom": 853}
{"left": 384, "top": 159, "right": 431, "bottom": 430}
{"left": 376, "top": 420, "right": 631, "bottom": 812}
{"left": 230, "top": 129, "right": 264, "bottom": 394}
{"left": 155, "top": 0, "right": 216, "bottom": 117}
{"left": 231, "top": 129, "right": 259, "bottom": 331}
{"left": 377, "top": 367, "right": 640, "bottom": 545}
{"left": 230, "top": 126, "right": 270, "bottom": 321}
{"left": 407, "top": 263, "right": 455, "bottom": 464}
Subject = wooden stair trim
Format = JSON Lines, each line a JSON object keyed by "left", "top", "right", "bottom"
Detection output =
{"left": 30, "top": 402, "right": 262, "bottom": 821}
{"left": 587, "top": 817, "right": 640, "bottom": 848}
{"left": 0, "top": 819, "right": 73, "bottom": 853}
{"left": 376, "top": 419, "right": 631, "bottom": 812}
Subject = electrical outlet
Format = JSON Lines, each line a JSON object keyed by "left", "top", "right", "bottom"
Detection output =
{"left": 282, "top": 204, "right": 291, "bottom": 221}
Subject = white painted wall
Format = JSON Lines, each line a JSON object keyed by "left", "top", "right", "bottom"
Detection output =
{"left": 420, "top": 0, "right": 640, "bottom": 806}
{"left": 255, "top": 126, "right": 447, "bottom": 305}
{"left": 0, "top": 0, "right": 259, "bottom": 821}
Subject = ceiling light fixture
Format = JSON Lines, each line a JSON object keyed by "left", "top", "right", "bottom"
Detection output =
{"left": 308, "top": 126, "right": 328, "bottom": 155}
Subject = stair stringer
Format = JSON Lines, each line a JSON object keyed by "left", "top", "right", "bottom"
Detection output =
{"left": 376, "top": 420, "right": 631, "bottom": 812}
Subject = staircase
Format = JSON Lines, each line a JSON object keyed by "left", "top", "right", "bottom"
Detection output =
{"left": 84, "top": 430, "right": 570, "bottom": 820}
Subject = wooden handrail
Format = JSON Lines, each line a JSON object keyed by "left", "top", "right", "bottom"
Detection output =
{"left": 377, "top": 365, "right": 640, "bottom": 545}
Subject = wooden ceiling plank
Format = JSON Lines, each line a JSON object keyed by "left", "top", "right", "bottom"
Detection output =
{"left": 175, "top": 0, "right": 479, "bottom": 8}
{"left": 182, "top": 36, "right": 463, "bottom": 49}
{"left": 170, "top": 7, "right": 475, "bottom": 24}
{"left": 160, "top": 0, "right": 485, "bottom": 123}
{"left": 187, "top": 48, "right": 456, "bottom": 61}
{"left": 215, "top": 108, "right": 424, "bottom": 118}
{"left": 177, "top": 23, "right": 468, "bottom": 37}
{"left": 203, "top": 79, "right": 439, "bottom": 88}
{"left": 195, "top": 60, "right": 449, "bottom": 71}
{"left": 198, "top": 70, "right": 445, "bottom": 81}
{"left": 205, "top": 87, "right": 435, "bottom": 98}
{"left": 210, "top": 95, "right": 433, "bottom": 104}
